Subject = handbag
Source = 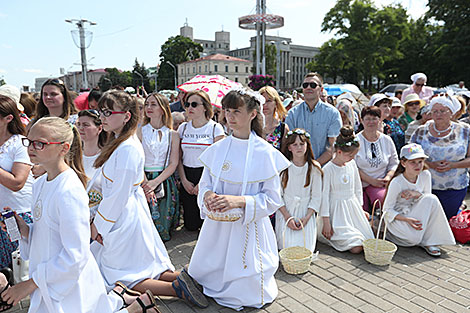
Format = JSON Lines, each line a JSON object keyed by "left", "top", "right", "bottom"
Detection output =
{"left": 12, "top": 249, "right": 29, "bottom": 284}
{"left": 449, "top": 209, "right": 470, "bottom": 244}
{"left": 154, "top": 131, "right": 172, "bottom": 199}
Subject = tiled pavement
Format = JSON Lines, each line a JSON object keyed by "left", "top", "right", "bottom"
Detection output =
{"left": 8, "top": 228, "right": 470, "bottom": 313}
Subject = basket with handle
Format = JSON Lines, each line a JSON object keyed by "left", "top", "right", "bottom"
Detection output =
{"left": 369, "top": 199, "right": 383, "bottom": 237}
{"left": 363, "top": 212, "right": 397, "bottom": 266}
{"left": 279, "top": 217, "right": 313, "bottom": 274}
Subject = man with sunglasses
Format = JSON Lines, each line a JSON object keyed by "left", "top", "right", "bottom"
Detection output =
{"left": 285, "top": 72, "right": 342, "bottom": 165}
{"left": 401, "top": 72, "right": 433, "bottom": 104}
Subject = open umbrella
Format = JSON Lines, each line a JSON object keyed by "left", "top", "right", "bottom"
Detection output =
{"left": 323, "top": 84, "right": 362, "bottom": 96}
{"left": 177, "top": 75, "right": 242, "bottom": 108}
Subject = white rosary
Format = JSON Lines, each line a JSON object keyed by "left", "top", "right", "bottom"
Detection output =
{"left": 432, "top": 122, "right": 452, "bottom": 136}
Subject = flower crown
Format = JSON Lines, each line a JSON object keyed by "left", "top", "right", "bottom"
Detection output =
{"left": 232, "top": 87, "right": 266, "bottom": 106}
{"left": 335, "top": 137, "right": 359, "bottom": 147}
{"left": 286, "top": 129, "right": 311, "bottom": 138}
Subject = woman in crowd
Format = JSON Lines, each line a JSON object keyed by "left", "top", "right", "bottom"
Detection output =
{"left": 187, "top": 89, "right": 290, "bottom": 310}
{"left": 20, "top": 93, "right": 37, "bottom": 120}
{"left": 355, "top": 106, "right": 399, "bottom": 212}
{"left": 384, "top": 97, "right": 405, "bottom": 152}
{"left": 138, "top": 93, "right": 180, "bottom": 241}
{"left": 411, "top": 94, "right": 470, "bottom": 219}
{"left": 77, "top": 109, "right": 107, "bottom": 220}
{"left": 405, "top": 105, "right": 432, "bottom": 143}
{"left": 0, "top": 95, "right": 33, "bottom": 268}
{"left": 398, "top": 94, "right": 426, "bottom": 131}
{"left": 401, "top": 72, "right": 434, "bottom": 104}
{"left": 260, "top": 86, "right": 289, "bottom": 151}
{"left": 177, "top": 90, "right": 224, "bottom": 231}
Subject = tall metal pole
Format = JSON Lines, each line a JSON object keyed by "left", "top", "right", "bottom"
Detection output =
{"left": 166, "top": 61, "right": 177, "bottom": 90}
{"left": 276, "top": 42, "right": 280, "bottom": 90}
{"left": 77, "top": 21, "right": 89, "bottom": 90}
{"left": 255, "top": 0, "right": 261, "bottom": 75}
{"left": 261, "top": 0, "right": 266, "bottom": 76}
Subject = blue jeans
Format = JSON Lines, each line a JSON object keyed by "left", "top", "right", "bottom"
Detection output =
{"left": 432, "top": 187, "right": 467, "bottom": 219}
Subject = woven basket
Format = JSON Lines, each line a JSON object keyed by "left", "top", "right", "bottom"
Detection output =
{"left": 279, "top": 217, "right": 313, "bottom": 274}
{"left": 206, "top": 208, "right": 243, "bottom": 222}
{"left": 363, "top": 212, "right": 397, "bottom": 266}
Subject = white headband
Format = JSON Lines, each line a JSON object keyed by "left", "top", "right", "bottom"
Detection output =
{"left": 411, "top": 73, "right": 427, "bottom": 84}
{"left": 429, "top": 95, "right": 459, "bottom": 114}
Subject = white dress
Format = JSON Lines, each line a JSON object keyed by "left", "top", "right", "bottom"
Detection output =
{"left": 91, "top": 136, "right": 174, "bottom": 291}
{"left": 383, "top": 171, "right": 456, "bottom": 247}
{"left": 19, "top": 169, "right": 112, "bottom": 313}
{"left": 275, "top": 163, "right": 321, "bottom": 252}
{"left": 319, "top": 160, "right": 374, "bottom": 251}
{"left": 188, "top": 133, "right": 290, "bottom": 311}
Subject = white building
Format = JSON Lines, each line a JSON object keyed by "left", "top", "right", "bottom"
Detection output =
{"left": 177, "top": 54, "right": 252, "bottom": 86}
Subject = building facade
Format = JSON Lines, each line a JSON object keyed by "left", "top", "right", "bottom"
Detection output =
{"left": 177, "top": 54, "right": 252, "bottom": 86}
{"left": 59, "top": 69, "right": 107, "bottom": 91}
{"left": 180, "top": 23, "right": 230, "bottom": 55}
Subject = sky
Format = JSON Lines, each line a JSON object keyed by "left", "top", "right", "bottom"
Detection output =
{"left": 0, "top": 0, "right": 427, "bottom": 90}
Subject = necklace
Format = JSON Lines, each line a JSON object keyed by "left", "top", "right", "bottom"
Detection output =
{"left": 432, "top": 122, "right": 452, "bottom": 136}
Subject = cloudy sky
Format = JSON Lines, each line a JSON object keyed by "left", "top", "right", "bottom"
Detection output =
{"left": 0, "top": 0, "right": 427, "bottom": 90}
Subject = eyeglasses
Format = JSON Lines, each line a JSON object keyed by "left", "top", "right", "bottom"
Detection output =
{"left": 99, "top": 109, "right": 127, "bottom": 117}
{"left": 431, "top": 109, "right": 451, "bottom": 115}
{"left": 184, "top": 101, "right": 201, "bottom": 108}
{"left": 407, "top": 101, "right": 421, "bottom": 107}
{"left": 363, "top": 117, "right": 380, "bottom": 122}
{"left": 415, "top": 83, "right": 424, "bottom": 87}
{"left": 302, "top": 82, "right": 319, "bottom": 89}
{"left": 22, "top": 138, "right": 64, "bottom": 150}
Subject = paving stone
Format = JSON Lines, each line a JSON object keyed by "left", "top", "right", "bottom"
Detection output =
{"left": 430, "top": 285, "right": 470, "bottom": 306}
{"left": 303, "top": 298, "right": 337, "bottom": 313}
{"left": 410, "top": 296, "right": 440, "bottom": 312}
{"left": 403, "top": 284, "right": 445, "bottom": 303}
{"left": 330, "top": 288, "right": 368, "bottom": 308}
{"left": 357, "top": 303, "right": 385, "bottom": 313}
{"left": 438, "top": 299, "right": 469, "bottom": 313}
{"left": 330, "top": 300, "right": 362, "bottom": 313}
{"left": 377, "top": 281, "right": 415, "bottom": 300}
{"left": 381, "top": 293, "right": 424, "bottom": 313}
{"left": 355, "top": 290, "right": 395, "bottom": 311}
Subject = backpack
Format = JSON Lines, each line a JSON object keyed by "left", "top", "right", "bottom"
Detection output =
{"left": 449, "top": 210, "right": 470, "bottom": 244}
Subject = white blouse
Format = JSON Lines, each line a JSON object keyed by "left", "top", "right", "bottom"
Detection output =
{"left": 141, "top": 124, "right": 171, "bottom": 172}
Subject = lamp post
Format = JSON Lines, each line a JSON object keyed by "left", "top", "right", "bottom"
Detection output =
{"left": 134, "top": 71, "right": 144, "bottom": 87}
{"left": 65, "top": 19, "right": 96, "bottom": 90}
{"left": 166, "top": 61, "right": 177, "bottom": 90}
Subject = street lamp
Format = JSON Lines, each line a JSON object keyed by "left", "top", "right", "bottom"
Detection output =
{"left": 134, "top": 71, "right": 144, "bottom": 87}
{"left": 165, "top": 61, "right": 177, "bottom": 91}
{"left": 270, "top": 40, "right": 288, "bottom": 90}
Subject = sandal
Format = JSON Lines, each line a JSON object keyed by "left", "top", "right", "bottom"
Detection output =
{"left": 423, "top": 246, "right": 441, "bottom": 257}
{"left": 0, "top": 268, "right": 13, "bottom": 312}
{"left": 136, "top": 290, "right": 161, "bottom": 313}
{"left": 182, "top": 265, "right": 203, "bottom": 292}
{"left": 113, "top": 281, "right": 141, "bottom": 307}
{"left": 174, "top": 272, "right": 209, "bottom": 308}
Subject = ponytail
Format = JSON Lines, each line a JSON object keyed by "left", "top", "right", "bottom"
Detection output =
{"left": 68, "top": 125, "right": 87, "bottom": 187}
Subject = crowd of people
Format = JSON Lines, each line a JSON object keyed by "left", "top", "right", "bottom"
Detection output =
{"left": 0, "top": 70, "right": 467, "bottom": 312}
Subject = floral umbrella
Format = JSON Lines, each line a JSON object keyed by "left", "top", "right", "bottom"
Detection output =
{"left": 177, "top": 75, "right": 243, "bottom": 108}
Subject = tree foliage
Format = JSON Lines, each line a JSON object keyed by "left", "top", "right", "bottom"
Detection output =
{"left": 132, "top": 58, "right": 151, "bottom": 91}
{"left": 98, "top": 68, "right": 132, "bottom": 91}
{"left": 158, "top": 35, "right": 203, "bottom": 90}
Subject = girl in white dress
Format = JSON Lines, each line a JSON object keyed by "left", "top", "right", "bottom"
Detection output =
{"left": 275, "top": 128, "right": 322, "bottom": 252}
{"left": 383, "top": 143, "right": 455, "bottom": 256}
{"left": 91, "top": 91, "right": 207, "bottom": 309}
{"left": 187, "top": 89, "right": 290, "bottom": 311}
{"left": 0, "top": 117, "right": 162, "bottom": 313}
{"left": 321, "top": 126, "right": 374, "bottom": 253}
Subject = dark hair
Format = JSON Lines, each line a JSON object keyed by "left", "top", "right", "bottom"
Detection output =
{"left": 0, "top": 95, "right": 25, "bottom": 136}
{"left": 361, "top": 106, "right": 382, "bottom": 119}
{"left": 94, "top": 90, "right": 139, "bottom": 168}
{"left": 33, "top": 117, "right": 87, "bottom": 187}
{"left": 88, "top": 89, "right": 102, "bottom": 103}
{"left": 143, "top": 93, "right": 173, "bottom": 129}
{"left": 394, "top": 89, "right": 403, "bottom": 96}
{"left": 221, "top": 90, "right": 263, "bottom": 137}
{"left": 335, "top": 125, "right": 360, "bottom": 152}
{"left": 185, "top": 90, "right": 213, "bottom": 120}
{"left": 20, "top": 93, "right": 37, "bottom": 118}
{"left": 280, "top": 129, "right": 322, "bottom": 189}
{"left": 34, "top": 78, "right": 77, "bottom": 122}
{"left": 78, "top": 110, "right": 108, "bottom": 148}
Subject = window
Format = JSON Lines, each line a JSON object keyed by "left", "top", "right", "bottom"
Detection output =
{"left": 181, "top": 68, "right": 184, "bottom": 75}
{"left": 225, "top": 65, "right": 228, "bottom": 72}
{"left": 235, "top": 77, "right": 238, "bottom": 82}
{"left": 235, "top": 66, "right": 238, "bottom": 73}
{"left": 219, "top": 44, "right": 221, "bottom": 48}
{"left": 245, "top": 77, "right": 249, "bottom": 84}
{"left": 245, "top": 67, "right": 249, "bottom": 73}
{"left": 205, "top": 65, "right": 208, "bottom": 72}
{"left": 214, "top": 65, "right": 218, "bottom": 72}
{"left": 205, "top": 43, "right": 208, "bottom": 47}
{"left": 199, "top": 66, "right": 201, "bottom": 73}
{"left": 193, "top": 67, "right": 195, "bottom": 73}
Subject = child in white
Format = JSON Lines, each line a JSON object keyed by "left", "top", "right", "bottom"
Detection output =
{"left": 383, "top": 143, "right": 455, "bottom": 256}
{"left": 321, "top": 126, "right": 374, "bottom": 253}
{"left": 275, "top": 128, "right": 322, "bottom": 252}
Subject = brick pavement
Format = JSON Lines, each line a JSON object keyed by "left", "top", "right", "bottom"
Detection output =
{"left": 7, "top": 228, "right": 470, "bottom": 313}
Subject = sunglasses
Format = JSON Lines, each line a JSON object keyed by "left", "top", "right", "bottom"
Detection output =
{"left": 302, "top": 82, "right": 319, "bottom": 89}
{"left": 415, "top": 83, "right": 424, "bottom": 87}
{"left": 407, "top": 101, "right": 421, "bottom": 107}
{"left": 99, "top": 109, "right": 127, "bottom": 117}
{"left": 87, "top": 109, "right": 100, "bottom": 116}
{"left": 184, "top": 101, "right": 201, "bottom": 108}
{"left": 45, "top": 78, "right": 65, "bottom": 86}
{"left": 22, "top": 138, "right": 64, "bottom": 150}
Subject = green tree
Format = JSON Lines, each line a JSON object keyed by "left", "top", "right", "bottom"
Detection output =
{"left": 0, "top": 77, "right": 5, "bottom": 86}
{"left": 158, "top": 35, "right": 203, "bottom": 90}
{"left": 306, "top": 39, "right": 347, "bottom": 83}
{"left": 251, "top": 45, "right": 277, "bottom": 76}
{"left": 132, "top": 58, "right": 151, "bottom": 92}
{"left": 98, "top": 68, "right": 132, "bottom": 91}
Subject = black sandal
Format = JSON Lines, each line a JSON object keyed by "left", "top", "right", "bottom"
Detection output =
{"left": 112, "top": 281, "right": 141, "bottom": 307}
{"left": 136, "top": 290, "right": 161, "bottom": 313}
{"left": 0, "top": 268, "right": 13, "bottom": 312}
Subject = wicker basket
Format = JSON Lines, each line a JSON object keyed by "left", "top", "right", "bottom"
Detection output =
{"left": 279, "top": 217, "right": 313, "bottom": 274}
{"left": 363, "top": 213, "right": 397, "bottom": 266}
{"left": 206, "top": 208, "right": 243, "bottom": 222}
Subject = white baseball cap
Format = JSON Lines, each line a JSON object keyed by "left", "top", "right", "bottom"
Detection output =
{"left": 400, "top": 143, "right": 428, "bottom": 160}
{"left": 0, "top": 84, "right": 24, "bottom": 112}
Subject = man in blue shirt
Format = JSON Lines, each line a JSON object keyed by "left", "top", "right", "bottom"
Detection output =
{"left": 285, "top": 73, "right": 342, "bottom": 165}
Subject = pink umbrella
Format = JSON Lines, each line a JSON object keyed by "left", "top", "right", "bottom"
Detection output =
{"left": 177, "top": 75, "right": 242, "bottom": 108}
